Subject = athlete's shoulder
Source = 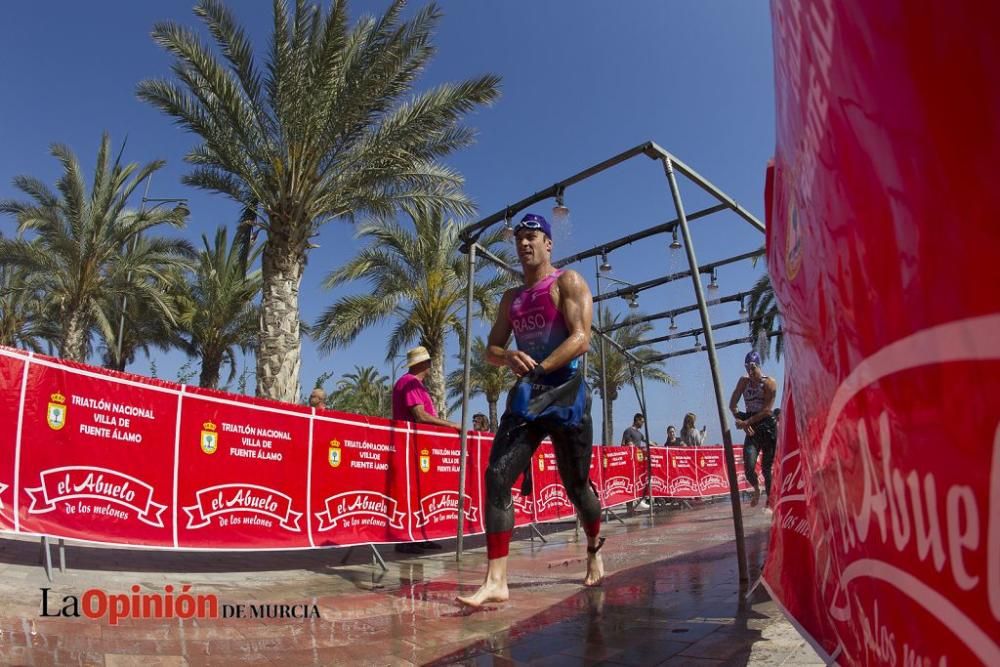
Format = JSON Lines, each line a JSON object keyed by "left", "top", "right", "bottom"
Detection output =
{"left": 555, "top": 269, "right": 589, "bottom": 292}
{"left": 496, "top": 287, "right": 520, "bottom": 321}
{"left": 500, "top": 286, "right": 521, "bottom": 303}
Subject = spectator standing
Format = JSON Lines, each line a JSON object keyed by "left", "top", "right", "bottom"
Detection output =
{"left": 621, "top": 412, "right": 649, "bottom": 448}
{"left": 622, "top": 413, "right": 654, "bottom": 510}
{"left": 391, "top": 345, "right": 458, "bottom": 553}
{"left": 664, "top": 425, "right": 679, "bottom": 446}
{"left": 679, "top": 412, "right": 706, "bottom": 447}
{"left": 472, "top": 413, "right": 491, "bottom": 433}
{"left": 391, "top": 346, "right": 461, "bottom": 430}
{"left": 308, "top": 388, "right": 326, "bottom": 409}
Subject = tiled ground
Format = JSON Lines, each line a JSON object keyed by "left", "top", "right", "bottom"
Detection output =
{"left": 0, "top": 500, "right": 822, "bottom": 665}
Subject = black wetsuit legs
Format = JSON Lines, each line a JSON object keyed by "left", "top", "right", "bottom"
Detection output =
{"left": 484, "top": 408, "right": 601, "bottom": 534}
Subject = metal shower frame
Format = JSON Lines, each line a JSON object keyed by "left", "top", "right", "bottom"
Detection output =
{"left": 454, "top": 141, "right": 766, "bottom": 588}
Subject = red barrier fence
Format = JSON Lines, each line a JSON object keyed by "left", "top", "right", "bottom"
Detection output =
{"left": 766, "top": 0, "right": 1000, "bottom": 663}
{"left": 0, "top": 346, "right": 750, "bottom": 550}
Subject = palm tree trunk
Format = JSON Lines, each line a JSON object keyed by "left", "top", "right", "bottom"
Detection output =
{"left": 423, "top": 336, "right": 447, "bottom": 418}
{"left": 106, "top": 340, "right": 132, "bottom": 372}
{"left": 257, "top": 237, "right": 304, "bottom": 402}
{"left": 60, "top": 309, "right": 89, "bottom": 362}
{"left": 488, "top": 399, "right": 499, "bottom": 433}
{"left": 606, "top": 398, "right": 616, "bottom": 445}
{"left": 199, "top": 352, "right": 223, "bottom": 389}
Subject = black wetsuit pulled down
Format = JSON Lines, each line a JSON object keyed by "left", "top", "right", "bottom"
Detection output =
{"left": 484, "top": 271, "right": 602, "bottom": 558}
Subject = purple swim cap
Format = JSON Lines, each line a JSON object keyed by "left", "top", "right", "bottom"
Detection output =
{"left": 513, "top": 213, "right": 551, "bottom": 239}
{"left": 744, "top": 350, "right": 762, "bottom": 367}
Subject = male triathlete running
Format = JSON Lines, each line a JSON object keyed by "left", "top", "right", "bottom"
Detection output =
{"left": 457, "top": 213, "right": 603, "bottom": 607}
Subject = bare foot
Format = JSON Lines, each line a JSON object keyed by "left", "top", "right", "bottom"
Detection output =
{"left": 456, "top": 579, "right": 509, "bottom": 608}
{"left": 584, "top": 550, "right": 604, "bottom": 587}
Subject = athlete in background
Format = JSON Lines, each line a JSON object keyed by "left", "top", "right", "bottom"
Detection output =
{"left": 729, "top": 350, "right": 777, "bottom": 507}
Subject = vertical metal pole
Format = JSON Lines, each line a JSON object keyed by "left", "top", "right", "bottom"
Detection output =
{"left": 369, "top": 544, "right": 388, "bottom": 571}
{"left": 41, "top": 536, "right": 53, "bottom": 582}
{"left": 638, "top": 367, "right": 654, "bottom": 519}
{"left": 455, "top": 244, "right": 477, "bottom": 561}
{"left": 116, "top": 176, "right": 154, "bottom": 366}
{"left": 595, "top": 258, "right": 611, "bottom": 444}
{"left": 661, "top": 156, "right": 748, "bottom": 587}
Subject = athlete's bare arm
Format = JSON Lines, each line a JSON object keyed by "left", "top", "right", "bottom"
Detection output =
{"left": 729, "top": 377, "right": 747, "bottom": 416}
{"left": 730, "top": 376, "right": 748, "bottom": 431}
{"left": 536, "top": 270, "right": 592, "bottom": 374}
{"left": 410, "top": 405, "right": 461, "bottom": 431}
{"left": 486, "top": 288, "right": 537, "bottom": 376}
{"left": 744, "top": 377, "right": 777, "bottom": 426}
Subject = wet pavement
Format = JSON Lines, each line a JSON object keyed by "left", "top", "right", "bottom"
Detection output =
{"left": 0, "top": 501, "right": 821, "bottom": 665}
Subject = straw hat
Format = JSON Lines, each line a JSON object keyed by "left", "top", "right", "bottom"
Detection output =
{"left": 406, "top": 345, "right": 431, "bottom": 368}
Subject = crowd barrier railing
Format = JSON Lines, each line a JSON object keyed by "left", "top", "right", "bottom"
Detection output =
{"left": 0, "top": 346, "right": 753, "bottom": 551}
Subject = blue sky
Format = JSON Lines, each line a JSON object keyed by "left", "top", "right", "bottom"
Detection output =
{"left": 0, "top": 1, "right": 780, "bottom": 442}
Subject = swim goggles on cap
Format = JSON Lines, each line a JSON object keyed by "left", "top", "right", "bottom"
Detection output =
{"left": 512, "top": 214, "right": 551, "bottom": 237}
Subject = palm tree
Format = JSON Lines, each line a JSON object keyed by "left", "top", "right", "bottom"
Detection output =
{"left": 746, "top": 247, "right": 783, "bottom": 361}
{"left": 99, "top": 293, "right": 181, "bottom": 372}
{"left": 99, "top": 235, "right": 190, "bottom": 371}
{"left": 313, "top": 205, "right": 512, "bottom": 416}
{"left": 138, "top": 0, "right": 501, "bottom": 402}
{"left": 0, "top": 133, "right": 193, "bottom": 362}
{"left": 446, "top": 336, "right": 512, "bottom": 431}
{"left": 0, "top": 263, "right": 52, "bottom": 352}
{"left": 328, "top": 365, "right": 391, "bottom": 418}
{"left": 588, "top": 309, "right": 674, "bottom": 443}
{"left": 174, "top": 226, "right": 262, "bottom": 388}
{"left": 746, "top": 273, "right": 783, "bottom": 361}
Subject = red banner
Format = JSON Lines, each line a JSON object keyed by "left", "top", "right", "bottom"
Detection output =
{"left": 694, "top": 449, "right": 727, "bottom": 497}
{"left": 531, "top": 443, "right": 575, "bottom": 522}
{"left": 462, "top": 433, "right": 486, "bottom": 534}
{"left": 600, "top": 446, "right": 637, "bottom": 507}
{"left": 648, "top": 447, "right": 668, "bottom": 498}
{"left": 588, "top": 447, "right": 603, "bottom": 504}
{"left": 0, "top": 348, "right": 760, "bottom": 550}
{"left": 175, "top": 387, "right": 311, "bottom": 549}
{"left": 766, "top": 0, "right": 1000, "bottom": 663}
{"left": 409, "top": 426, "right": 482, "bottom": 541}
{"left": 635, "top": 447, "right": 668, "bottom": 498}
{"left": 310, "top": 414, "right": 409, "bottom": 546}
{"left": 0, "top": 350, "right": 26, "bottom": 532}
{"left": 732, "top": 445, "right": 753, "bottom": 492}
{"left": 665, "top": 448, "right": 699, "bottom": 498}
{"left": 17, "top": 357, "right": 178, "bottom": 546}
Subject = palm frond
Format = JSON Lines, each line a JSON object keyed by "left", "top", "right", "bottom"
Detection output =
{"left": 0, "top": 134, "right": 190, "bottom": 365}
{"left": 313, "top": 292, "right": 400, "bottom": 350}
{"left": 746, "top": 271, "right": 783, "bottom": 361}
{"left": 139, "top": 0, "right": 501, "bottom": 399}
